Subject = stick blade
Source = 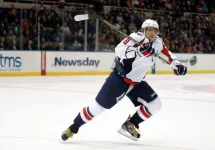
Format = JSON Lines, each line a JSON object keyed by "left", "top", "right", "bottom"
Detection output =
{"left": 74, "top": 14, "right": 89, "bottom": 21}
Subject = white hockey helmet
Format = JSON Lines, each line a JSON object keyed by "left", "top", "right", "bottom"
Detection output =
{"left": 141, "top": 19, "right": 159, "bottom": 34}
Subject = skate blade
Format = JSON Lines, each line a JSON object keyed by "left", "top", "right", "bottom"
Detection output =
{"left": 59, "top": 134, "right": 74, "bottom": 143}
{"left": 117, "top": 128, "right": 138, "bottom": 141}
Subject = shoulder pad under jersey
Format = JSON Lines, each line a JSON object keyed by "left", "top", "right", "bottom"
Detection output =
{"left": 155, "top": 36, "right": 163, "bottom": 44}
{"left": 129, "top": 32, "right": 145, "bottom": 43}
{"left": 153, "top": 36, "right": 165, "bottom": 52}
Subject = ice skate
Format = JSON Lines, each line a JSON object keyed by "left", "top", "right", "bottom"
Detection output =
{"left": 118, "top": 116, "right": 141, "bottom": 141}
{"left": 61, "top": 123, "right": 79, "bottom": 141}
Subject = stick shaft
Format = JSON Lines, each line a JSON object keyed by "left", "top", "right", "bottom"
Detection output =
{"left": 98, "top": 16, "right": 171, "bottom": 65}
{"left": 74, "top": 14, "right": 171, "bottom": 65}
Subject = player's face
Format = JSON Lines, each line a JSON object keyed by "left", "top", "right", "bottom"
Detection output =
{"left": 145, "top": 27, "right": 158, "bottom": 41}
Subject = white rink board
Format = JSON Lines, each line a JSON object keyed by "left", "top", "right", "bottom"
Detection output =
{"left": 46, "top": 52, "right": 115, "bottom": 72}
{"left": 0, "top": 51, "right": 214, "bottom": 76}
{"left": 155, "top": 54, "right": 215, "bottom": 71}
{"left": 46, "top": 52, "right": 215, "bottom": 74}
{"left": 0, "top": 51, "right": 41, "bottom": 72}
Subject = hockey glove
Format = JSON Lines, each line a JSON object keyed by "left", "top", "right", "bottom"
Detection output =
{"left": 174, "top": 64, "right": 187, "bottom": 76}
{"left": 139, "top": 42, "right": 155, "bottom": 57}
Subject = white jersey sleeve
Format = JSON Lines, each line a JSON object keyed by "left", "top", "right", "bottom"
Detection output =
{"left": 115, "top": 32, "right": 149, "bottom": 61}
{"left": 156, "top": 37, "right": 180, "bottom": 65}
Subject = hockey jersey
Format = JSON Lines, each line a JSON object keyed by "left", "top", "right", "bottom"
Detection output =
{"left": 115, "top": 32, "right": 179, "bottom": 84}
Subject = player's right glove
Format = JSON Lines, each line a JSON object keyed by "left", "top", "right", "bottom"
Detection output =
{"left": 173, "top": 64, "right": 187, "bottom": 76}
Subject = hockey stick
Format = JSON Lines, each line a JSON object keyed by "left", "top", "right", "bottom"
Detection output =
{"left": 74, "top": 14, "right": 171, "bottom": 65}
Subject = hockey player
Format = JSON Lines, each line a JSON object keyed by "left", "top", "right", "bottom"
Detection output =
{"left": 61, "top": 19, "right": 187, "bottom": 141}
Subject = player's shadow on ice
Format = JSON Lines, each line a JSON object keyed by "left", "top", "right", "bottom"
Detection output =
{"left": 63, "top": 140, "right": 143, "bottom": 148}
{"left": 62, "top": 140, "right": 196, "bottom": 150}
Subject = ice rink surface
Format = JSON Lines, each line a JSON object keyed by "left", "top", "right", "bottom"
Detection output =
{"left": 0, "top": 74, "right": 215, "bottom": 150}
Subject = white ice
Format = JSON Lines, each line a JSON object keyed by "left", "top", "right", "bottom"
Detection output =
{"left": 0, "top": 74, "right": 215, "bottom": 150}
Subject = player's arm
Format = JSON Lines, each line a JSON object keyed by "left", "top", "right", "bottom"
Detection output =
{"left": 161, "top": 42, "right": 187, "bottom": 76}
{"left": 115, "top": 44, "right": 137, "bottom": 59}
{"left": 115, "top": 32, "right": 146, "bottom": 60}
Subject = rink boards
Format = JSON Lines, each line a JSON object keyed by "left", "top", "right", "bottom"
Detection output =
{"left": 0, "top": 51, "right": 215, "bottom": 76}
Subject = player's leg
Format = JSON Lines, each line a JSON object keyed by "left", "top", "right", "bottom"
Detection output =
{"left": 128, "top": 81, "right": 161, "bottom": 128}
{"left": 118, "top": 81, "right": 161, "bottom": 141}
{"left": 61, "top": 72, "right": 131, "bottom": 141}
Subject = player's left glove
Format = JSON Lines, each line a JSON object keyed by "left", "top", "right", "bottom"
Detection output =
{"left": 173, "top": 64, "right": 187, "bottom": 76}
{"left": 138, "top": 42, "right": 155, "bottom": 57}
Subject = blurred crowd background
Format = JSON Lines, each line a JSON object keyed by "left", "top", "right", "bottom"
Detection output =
{"left": 0, "top": 0, "right": 214, "bottom": 53}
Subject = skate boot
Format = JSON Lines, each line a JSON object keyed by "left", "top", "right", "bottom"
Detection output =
{"left": 118, "top": 116, "right": 141, "bottom": 141}
{"left": 61, "top": 123, "right": 79, "bottom": 141}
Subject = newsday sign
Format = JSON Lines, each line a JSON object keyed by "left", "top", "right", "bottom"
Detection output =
{"left": 0, "top": 51, "right": 214, "bottom": 76}
{"left": 45, "top": 52, "right": 115, "bottom": 75}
